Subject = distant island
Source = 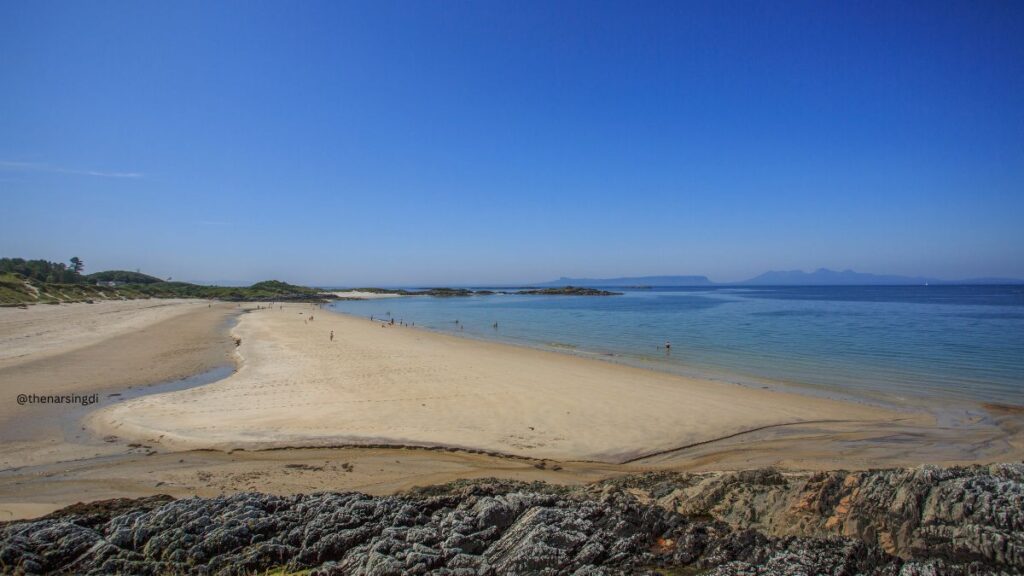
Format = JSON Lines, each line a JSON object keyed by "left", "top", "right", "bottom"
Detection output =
{"left": 538, "top": 268, "right": 1024, "bottom": 287}
{"left": 518, "top": 286, "right": 621, "bottom": 296}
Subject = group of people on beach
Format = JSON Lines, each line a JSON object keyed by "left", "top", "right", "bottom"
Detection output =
{"left": 369, "top": 313, "right": 415, "bottom": 329}
{"left": 310, "top": 306, "right": 673, "bottom": 354}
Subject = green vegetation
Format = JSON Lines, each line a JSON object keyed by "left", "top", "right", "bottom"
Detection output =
{"left": 0, "top": 272, "right": 124, "bottom": 305}
{"left": 0, "top": 257, "right": 83, "bottom": 283}
{"left": 86, "top": 269, "right": 165, "bottom": 284}
{"left": 0, "top": 257, "right": 331, "bottom": 306}
{"left": 249, "top": 280, "right": 322, "bottom": 296}
{"left": 125, "top": 279, "right": 328, "bottom": 301}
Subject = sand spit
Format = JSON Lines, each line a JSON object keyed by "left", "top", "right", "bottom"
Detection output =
{"left": 92, "top": 303, "right": 901, "bottom": 462}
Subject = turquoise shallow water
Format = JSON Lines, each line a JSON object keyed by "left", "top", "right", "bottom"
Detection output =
{"left": 329, "top": 286, "right": 1024, "bottom": 407}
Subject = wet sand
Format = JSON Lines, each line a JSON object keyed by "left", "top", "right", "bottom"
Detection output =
{"left": 0, "top": 300, "right": 239, "bottom": 468}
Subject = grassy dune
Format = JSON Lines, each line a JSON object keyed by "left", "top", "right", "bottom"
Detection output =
{"left": 0, "top": 273, "right": 329, "bottom": 306}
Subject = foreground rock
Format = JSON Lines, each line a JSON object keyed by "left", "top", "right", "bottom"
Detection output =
{"left": 1, "top": 464, "right": 1021, "bottom": 575}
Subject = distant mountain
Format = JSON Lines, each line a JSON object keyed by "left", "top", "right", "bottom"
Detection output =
{"left": 534, "top": 269, "right": 1023, "bottom": 287}
{"left": 739, "top": 268, "right": 1024, "bottom": 286}
{"left": 537, "top": 275, "right": 713, "bottom": 287}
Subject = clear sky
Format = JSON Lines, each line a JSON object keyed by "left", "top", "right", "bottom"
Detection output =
{"left": 2, "top": 1, "right": 1022, "bottom": 286}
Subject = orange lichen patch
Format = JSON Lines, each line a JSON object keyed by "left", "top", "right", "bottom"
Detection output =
{"left": 792, "top": 488, "right": 820, "bottom": 513}
{"left": 652, "top": 537, "right": 676, "bottom": 554}
{"left": 835, "top": 493, "right": 854, "bottom": 516}
{"left": 824, "top": 492, "right": 857, "bottom": 530}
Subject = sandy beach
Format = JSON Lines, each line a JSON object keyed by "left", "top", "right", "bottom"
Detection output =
{"left": 92, "top": 303, "right": 901, "bottom": 462}
{"left": 2, "top": 299, "right": 1021, "bottom": 520}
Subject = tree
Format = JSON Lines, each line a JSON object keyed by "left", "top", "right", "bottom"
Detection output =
{"left": 70, "top": 257, "right": 84, "bottom": 274}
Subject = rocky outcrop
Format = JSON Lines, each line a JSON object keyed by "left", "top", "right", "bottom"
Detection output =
{"left": 517, "top": 286, "right": 622, "bottom": 296}
{"left": 1, "top": 465, "right": 1021, "bottom": 575}
{"left": 615, "top": 463, "right": 1024, "bottom": 569}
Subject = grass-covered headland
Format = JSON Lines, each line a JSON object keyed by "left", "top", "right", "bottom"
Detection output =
{"left": 0, "top": 257, "right": 332, "bottom": 306}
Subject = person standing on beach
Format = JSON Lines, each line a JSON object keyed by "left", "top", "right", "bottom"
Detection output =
{"left": 330, "top": 330, "right": 334, "bottom": 342}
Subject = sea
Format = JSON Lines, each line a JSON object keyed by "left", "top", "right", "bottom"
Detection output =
{"left": 328, "top": 285, "right": 1024, "bottom": 408}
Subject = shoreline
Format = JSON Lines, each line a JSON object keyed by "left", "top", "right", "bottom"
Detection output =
{"left": 330, "top": 304, "right": 1018, "bottom": 449}
{"left": 329, "top": 304, "right": 932, "bottom": 418}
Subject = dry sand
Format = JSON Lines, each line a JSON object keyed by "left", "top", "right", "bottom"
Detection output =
{"left": 0, "top": 299, "right": 214, "bottom": 368}
{"left": 92, "top": 304, "right": 902, "bottom": 462}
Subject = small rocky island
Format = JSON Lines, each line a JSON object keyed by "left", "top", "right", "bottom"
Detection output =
{"left": 517, "top": 286, "right": 622, "bottom": 296}
{"left": 3, "top": 463, "right": 1021, "bottom": 575}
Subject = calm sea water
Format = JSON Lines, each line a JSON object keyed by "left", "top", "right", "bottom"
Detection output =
{"left": 329, "top": 286, "right": 1024, "bottom": 406}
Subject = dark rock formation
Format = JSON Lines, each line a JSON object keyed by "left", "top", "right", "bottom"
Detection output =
{"left": 1, "top": 465, "right": 1021, "bottom": 575}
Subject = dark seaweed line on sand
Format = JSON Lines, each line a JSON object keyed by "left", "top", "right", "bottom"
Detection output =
{"left": 617, "top": 418, "right": 913, "bottom": 465}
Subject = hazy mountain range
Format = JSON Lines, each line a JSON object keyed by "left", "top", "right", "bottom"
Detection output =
{"left": 539, "top": 268, "right": 1024, "bottom": 287}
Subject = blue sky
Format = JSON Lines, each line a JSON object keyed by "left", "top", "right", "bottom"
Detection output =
{"left": 2, "top": 1, "right": 1022, "bottom": 285}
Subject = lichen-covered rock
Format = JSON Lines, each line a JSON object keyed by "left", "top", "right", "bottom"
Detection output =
{"left": 1, "top": 464, "right": 1021, "bottom": 575}
{"left": 638, "top": 463, "right": 1024, "bottom": 570}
